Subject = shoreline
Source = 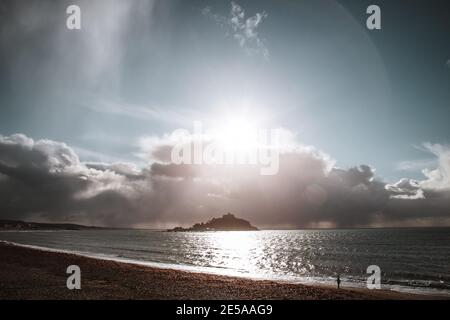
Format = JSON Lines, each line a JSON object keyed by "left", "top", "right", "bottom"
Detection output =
{"left": 2, "top": 240, "right": 448, "bottom": 297}
{"left": 0, "top": 242, "right": 447, "bottom": 300}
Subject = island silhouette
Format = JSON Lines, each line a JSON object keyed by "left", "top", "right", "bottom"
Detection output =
{"left": 168, "top": 213, "right": 259, "bottom": 232}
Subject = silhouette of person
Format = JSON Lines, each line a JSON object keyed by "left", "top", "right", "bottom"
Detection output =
{"left": 337, "top": 274, "right": 341, "bottom": 289}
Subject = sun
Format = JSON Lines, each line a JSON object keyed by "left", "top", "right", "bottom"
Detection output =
{"left": 210, "top": 116, "right": 259, "bottom": 153}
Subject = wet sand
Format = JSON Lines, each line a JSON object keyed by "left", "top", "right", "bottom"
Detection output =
{"left": 0, "top": 242, "right": 444, "bottom": 300}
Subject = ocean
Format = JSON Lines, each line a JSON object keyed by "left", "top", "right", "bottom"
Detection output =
{"left": 0, "top": 228, "right": 449, "bottom": 296}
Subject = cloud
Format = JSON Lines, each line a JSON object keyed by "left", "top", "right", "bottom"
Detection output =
{"left": 0, "top": 134, "right": 149, "bottom": 226}
{"left": 203, "top": 1, "right": 269, "bottom": 59}
{"left": 83, "top": 96, "right": 189, "bottom": 126}
{"left": 72, "top": 146, "right": 129, "bottom": 164}
{"left": 1, "top": 133, "right": 450, "bottom": 228}
{"left": 384, "top": 143, "right": 450, "bottom": 222}
{"left": 395, "top": 158, "right": 437, "bottom": 172}
{"left": 420, "top": 143, "right": 450, "bottom": 192}
{"left": 385, "top": 178, "right": 424, "bottom": 199}
{"left": 1, "top": 0, "right": 151, "bottom": 83}
{"left": 0, "top": 134, "right": 79, "bottom": 172}
{"left": 85, "top": 162, "right": 143, "bottom": 179}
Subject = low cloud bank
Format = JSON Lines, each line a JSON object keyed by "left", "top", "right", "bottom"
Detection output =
{"left": 0, "top": 133, "right": 449, "bottom": 228}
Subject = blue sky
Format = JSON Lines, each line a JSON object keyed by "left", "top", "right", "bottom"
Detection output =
{"left": 1, "top": 0, "right": 449, "bottom": 183}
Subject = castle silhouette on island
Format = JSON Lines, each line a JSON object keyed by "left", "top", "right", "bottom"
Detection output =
{"left": 168, "top": 213, "right": 259, "bottom": 232}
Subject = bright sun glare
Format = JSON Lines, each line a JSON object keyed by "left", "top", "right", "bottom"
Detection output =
{"left": 206, "top": 108, "right": 267, "bottom": 158}
{"left": 213, "top": 117, "right": 259, "bottom": 152}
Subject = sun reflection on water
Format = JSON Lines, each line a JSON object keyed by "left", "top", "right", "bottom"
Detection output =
{"left": 204, "top": 231, "right": 261, "bottom": 276}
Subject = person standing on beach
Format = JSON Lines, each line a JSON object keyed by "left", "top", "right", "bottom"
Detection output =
{"left": 337, "top": 274, "right": 341, "bottom": 289}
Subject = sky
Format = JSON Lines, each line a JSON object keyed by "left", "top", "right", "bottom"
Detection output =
{"left": 0, "top": 0, "right": 449, "bottom": 228}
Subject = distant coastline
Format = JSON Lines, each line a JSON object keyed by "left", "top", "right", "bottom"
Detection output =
{"left": 0, "top": 219, "right": 106, "bottom": 231}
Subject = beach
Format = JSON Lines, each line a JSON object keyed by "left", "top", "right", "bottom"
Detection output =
{"left": 0, "top": 242, "right": 443, "bottom": 300}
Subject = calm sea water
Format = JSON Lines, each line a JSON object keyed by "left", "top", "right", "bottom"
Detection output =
{"left": 1, "top": 228, "right": 449, "bottom": 296}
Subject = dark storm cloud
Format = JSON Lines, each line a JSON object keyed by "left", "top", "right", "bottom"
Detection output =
{"left": 151, "top": 163, "right": 198, "bottom": 178}
{"left": 0, "top": 134, "right": 147, "bottom": 226}
{"left": 1, "top": 133, "right": 449, "bottom": 228}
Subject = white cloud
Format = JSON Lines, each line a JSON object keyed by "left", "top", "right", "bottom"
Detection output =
{"left": 385, "top": 178, "right": 424, "bottom": 199}
{"left": 82, "top": 96, "right": 189, "bottom": 126}
{"left": 388, "top": 143, "right": 450, "bottom": 199}
{"left": 203, "top": 1, "right": 269, "bottom": 60}
{"left": 420, "top": 143, "right": 450, "bottom": 192}
{"left": 72, "top": 146, "right": 129, "bottom": 164}
{"left": 395, "top": 158, "right": 437, "bottom": 172}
